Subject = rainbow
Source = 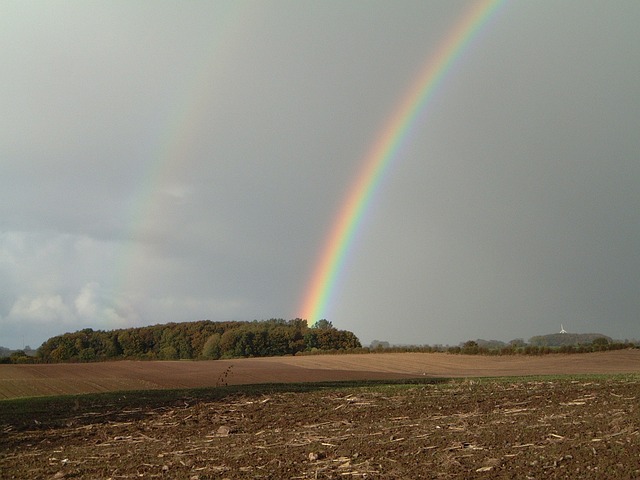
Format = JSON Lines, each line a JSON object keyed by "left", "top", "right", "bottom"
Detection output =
{"left": 299, "top": 0, "right": 506, "bottom": 323}
{"left": 114, "top": 4, "right": 251, "bottom": 303}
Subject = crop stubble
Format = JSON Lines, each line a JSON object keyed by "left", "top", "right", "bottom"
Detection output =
{"left": 1, "top": 351, "right": 639, "bottom": 479}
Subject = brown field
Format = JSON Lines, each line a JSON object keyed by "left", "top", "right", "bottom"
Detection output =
{"left": 1, "top": 351, "right": 639, "bottom": 479}
{"left": 1, "top": 350, "right": 639, "bottom": 400}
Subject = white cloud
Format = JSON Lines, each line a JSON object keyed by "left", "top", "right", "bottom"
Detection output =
{"left": 71, "top": 281, "right": 143, "bottom": 329}
{"left": 1, "top": 282, "right": 142, "bottom": 347}
{"left": 74, "top": 282, "right": 99, "bottom": 318}
{"left": 9, "top": 294, "right": 73, "bottom": 324}
{"left": 73, "top": 282, "right": 141, "bottom": 328}
{"left": 1, "top": 1, "right": 639, "bottom": 350}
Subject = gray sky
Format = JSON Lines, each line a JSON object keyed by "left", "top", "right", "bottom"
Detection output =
{"left": 2, "top": 1, "right": 639, "bottom": 349}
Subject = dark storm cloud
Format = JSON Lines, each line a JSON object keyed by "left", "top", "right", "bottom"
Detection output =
{"left": 1, "top": 1, "right": 638, "bottom": 349}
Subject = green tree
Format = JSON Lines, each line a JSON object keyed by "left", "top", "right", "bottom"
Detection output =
{"left": 50, "top": 341, "right": 75, "bottom": 362}
{"left": 312, "top": 319, "right": 333, "bottom": 330}
{"left": 158, "top": 345, "right": 178, "bottom": 360}
{"left": 304, "top": 330, "right": 319, "bottom": 350}
{"left": 202, "top": 333, "right": 222, "bottom": 359}
{"left": 220, "top": 329, "right": 240, "bottom": 358}
{"left": 9, "top": 350, "right": 31, "bottom": 364}
{"left": 78, "top": 347, "right": 97, "bottom": 362}
{"left": 592, "top": 337, "right": 609, "bottom": 351}
{"left": 118, "top": 330, "right": 142, "bottom": 358}
{"left": 35, "top": 318, "right": 361, "bottom": 362}
{"left": 461, "top": 340, "right": 479, "bottom": 354}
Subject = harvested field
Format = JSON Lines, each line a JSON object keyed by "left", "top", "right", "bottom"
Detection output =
{"left": 2, "top": 351, "right": 639, "bottom": 479}
{"left": 1, "top": 375, "right": 639, "bottom": 479}
{"left": 1, "top": 350, "right": 639, "bottom": 400}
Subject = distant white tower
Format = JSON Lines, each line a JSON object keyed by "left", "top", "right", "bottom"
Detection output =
{"left": 560, "top": 324, "right": 567, "bottom": 334}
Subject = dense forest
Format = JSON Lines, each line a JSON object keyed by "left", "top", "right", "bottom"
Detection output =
{"left": 31, "top": 319, "right": 361, "bottom": 363}
{"left": 3, "top": 324, "right": 636, "bottom": 364}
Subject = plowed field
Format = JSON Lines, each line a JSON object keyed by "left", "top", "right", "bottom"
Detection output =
{"left": 1, "top": 351, "right": 639, "bottom": 479}
{"left": 1, "top": 350, "right": 639, "bottom": 400}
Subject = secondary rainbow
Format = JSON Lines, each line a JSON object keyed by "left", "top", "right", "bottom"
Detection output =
{"left": 113, "top": 4, "right": 250, "bottom": 304}
{"left": 299, "top": 0, "right": 506, "bottom": 323}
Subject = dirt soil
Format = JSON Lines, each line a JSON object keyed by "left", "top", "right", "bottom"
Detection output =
{"left": 2, "top": 350, "right": 639, "bottom": 400}
{"left": 2, "top": 376, "right": 639, "bottom": 479}
{"left": 2, "top": 351, "right": 639, "bottom": 478}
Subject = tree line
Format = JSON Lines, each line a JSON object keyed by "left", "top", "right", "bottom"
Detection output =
{"left": 368, "top": 336, "right": 635, "bottom": 355}
{"left": 4, "top": 323, "right": 636, "bottom": 364}
{"left": 28, "top": 319, "right": 361, "bottom": 363}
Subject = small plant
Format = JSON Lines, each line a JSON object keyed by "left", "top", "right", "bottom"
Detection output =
{"left": 216, "top": 364, "right": 233, "bottom": 387}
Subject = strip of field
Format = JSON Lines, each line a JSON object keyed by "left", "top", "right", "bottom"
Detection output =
{"left": 268, "top": 349, "right": 640, "bottom": 377}
{"left": 1, "top": 350, "right": 638, "bottom": 399}
{"left": 2, "top": 375, "right": 639, "bottom": 479}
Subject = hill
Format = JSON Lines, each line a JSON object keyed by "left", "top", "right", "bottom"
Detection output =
{"left": 529, "top": 332, "right": 611, "bottom": 347}
{"left": 35, "top": 319, "right": 361, "bottom": 363}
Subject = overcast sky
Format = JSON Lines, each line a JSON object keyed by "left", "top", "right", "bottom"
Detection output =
{"left": 2, "top": 1, "right": 639, "bottom": 350}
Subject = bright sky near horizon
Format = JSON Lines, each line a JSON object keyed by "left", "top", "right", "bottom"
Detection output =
{"left": 2, "top": 1, "right": 639, "bottom": 350}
